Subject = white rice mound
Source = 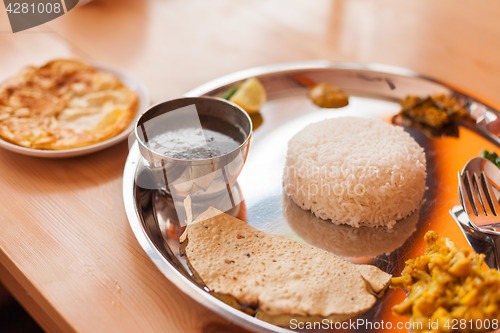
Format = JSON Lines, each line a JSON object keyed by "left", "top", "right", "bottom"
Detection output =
{"left": 283, "top": 117, "right": 426, "bottom": 228}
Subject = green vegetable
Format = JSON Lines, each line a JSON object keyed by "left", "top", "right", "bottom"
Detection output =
{"left": 218, "top": 85, "right": 239, "bottom": 100}
{"left": 480, "top": 149, "right": 500, "bottom": 168}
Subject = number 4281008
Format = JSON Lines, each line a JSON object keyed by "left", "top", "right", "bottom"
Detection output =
{"left": 444, "top": 319, "right": 499, "bottom": 331}
{"left": 6, "top": 2, "right": 62, "bottom": 14}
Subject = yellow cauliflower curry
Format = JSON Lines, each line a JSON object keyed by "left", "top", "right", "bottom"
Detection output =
{"left": 391, "top": 231, "right": 500, "bottom": 332}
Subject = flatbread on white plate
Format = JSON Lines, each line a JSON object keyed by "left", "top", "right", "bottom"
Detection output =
{"left": 0, "top": 59, "right": 137, "bottom": 150}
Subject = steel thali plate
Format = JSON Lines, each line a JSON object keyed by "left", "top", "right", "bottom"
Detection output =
{"left": 123, "top": 61, "right": 500, "bottom": 332}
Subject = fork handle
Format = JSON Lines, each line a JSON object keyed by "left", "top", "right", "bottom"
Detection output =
{"left": 490, "top": 234, "right": 500, "bottom": 270}
{"left": 478, "top": 224, "right": 500, "bottom": 234}
{"left": 477, "top": 227, "right": 500, "bottom": 269}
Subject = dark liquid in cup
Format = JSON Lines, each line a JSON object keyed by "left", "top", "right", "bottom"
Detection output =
{"left": 147, "top": 115, "right": 245, "bottom": 160}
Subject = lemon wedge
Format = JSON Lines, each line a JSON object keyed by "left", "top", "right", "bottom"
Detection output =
{"left": 229, "top": 77, "right": 266, "bottom": 114}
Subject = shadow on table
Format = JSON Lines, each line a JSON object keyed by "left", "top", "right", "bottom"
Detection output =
{"left": 0, "top": 141, "right": 129, "bottom": 194}
{"left": 0, "top": 283, "right": 44, "bottom": 333}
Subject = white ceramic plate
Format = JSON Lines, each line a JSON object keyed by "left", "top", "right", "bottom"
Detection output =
{"left": 0, "top": 62, "right": 150, "bottom": 158}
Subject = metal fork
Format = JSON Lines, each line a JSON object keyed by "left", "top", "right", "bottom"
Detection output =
{"left": 458, "top": 157, "right": 500, "bottom": 234}
{"left": 449, "top": 205, "right": 499, "bottom": 269}
{"left": 457, "top": 157, "right": 500, "bottom": 269}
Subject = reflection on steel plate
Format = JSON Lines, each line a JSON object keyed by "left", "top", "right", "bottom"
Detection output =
{"left": 282, "top": 193, "right": 419, "bottom": 258}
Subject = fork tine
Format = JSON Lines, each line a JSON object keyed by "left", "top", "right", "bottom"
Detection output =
{"left": 464, "top": 170, "right": 486, "bottom": 216}
{"left": 459, "top": 171, "right": 478, "bottom": 216}
{"left": 475, "top": 172, "right": 495, "bottom": 216}
{"left": 466, "top": 170, "right": 486, "bottom": 216}
{"left": 481, "top": 170, "right": 500, "bottom": 216}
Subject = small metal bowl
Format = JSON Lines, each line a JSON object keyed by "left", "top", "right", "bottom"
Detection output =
{"left": 134, "top": 97, "right": 252, "bottom": 221}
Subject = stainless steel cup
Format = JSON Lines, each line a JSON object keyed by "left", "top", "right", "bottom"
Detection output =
{"left": 134, "top": 97, "right": 252, "bottom": 222}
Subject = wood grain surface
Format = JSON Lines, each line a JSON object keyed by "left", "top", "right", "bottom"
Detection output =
{"left": 1, "top": 0, "right": 500, "bottom": 332}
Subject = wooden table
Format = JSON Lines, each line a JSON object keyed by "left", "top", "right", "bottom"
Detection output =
{"left": 1, "top": 1, "right": 500, "bottom": 332}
